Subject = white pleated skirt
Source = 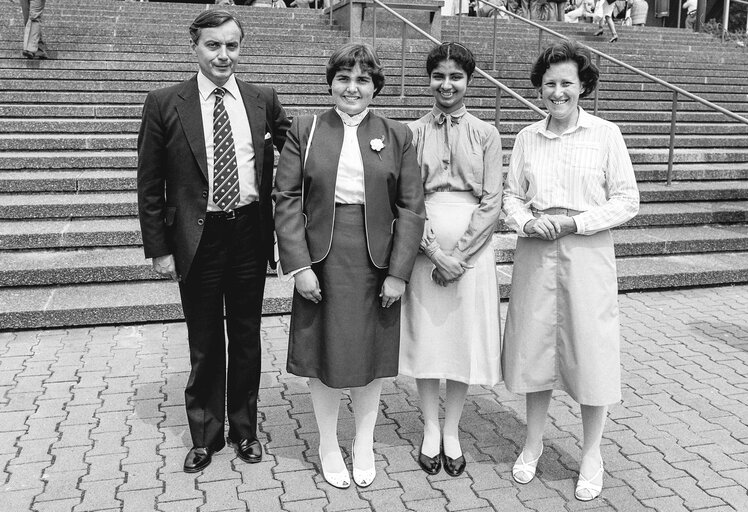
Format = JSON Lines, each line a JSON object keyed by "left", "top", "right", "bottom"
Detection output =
{"left": 399, "top": 192, "right": 502, "bottom": 386}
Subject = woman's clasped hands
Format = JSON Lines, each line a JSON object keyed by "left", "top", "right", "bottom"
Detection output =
{"left": 430, "top": 249, "right": 473, "bottom": 287}
{"left": 524, "top": 214, "right": 577, "bottom": 241}
{"left": 294, "top": 268, "right": 322, "bottom": 304}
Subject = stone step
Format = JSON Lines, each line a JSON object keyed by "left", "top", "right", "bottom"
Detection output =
{"left": 0, "top": 170, "right": 135, "bottom": 193}
{"left": 0, "top": 217, "right": 143, "bottom": 250}
{"left": 2, "top": 224, "right": 747, "bottom": 287}
{"left": 2, "top": 250, "right": 747, "bottom": 329}
{"left": 0, "top": 117, "right": 743, "bottom": 138}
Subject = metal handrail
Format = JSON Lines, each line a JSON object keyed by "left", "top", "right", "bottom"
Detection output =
{"left": 367, "top": 0, "right": 546, "bottom": 125}
{"left": 475, "top": 0, "right": 748, "bottom": 184}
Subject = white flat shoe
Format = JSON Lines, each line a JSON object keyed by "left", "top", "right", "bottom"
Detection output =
{"left": 318, "top": 447, "right": 350, "bottom": 489}
{"left": 575, "top": 459, "right": 604, "bottom": 501}
{"left": 351, "top": 439, "right": 376, "bottom": 488}
{"left": 512, "top": 445, "right": 543, "bottom": 484}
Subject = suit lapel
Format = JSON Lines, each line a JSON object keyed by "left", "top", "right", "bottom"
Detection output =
{"left": 175, "top": 76, "right": 209, "bottom": 182}
{"left": 238, "top": 80, "right": 266, "bottom": 190}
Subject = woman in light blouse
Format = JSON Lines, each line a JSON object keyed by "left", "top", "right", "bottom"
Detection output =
{"left": 400, "top": 42, "right": 503, "bottom": 477}
{"left": 502, "top": 40, "right": 639, "bottom": 501}
{"left": 273, "top": 43, "right": 425, "bottom": 489}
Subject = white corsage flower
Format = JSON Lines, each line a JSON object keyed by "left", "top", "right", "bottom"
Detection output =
{"left": 370, "top": 136, "right": 385, "bottom": 159}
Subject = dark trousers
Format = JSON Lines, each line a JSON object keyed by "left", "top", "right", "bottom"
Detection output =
{"left": 178, "top": 203, "right": 265, "bottom": 451}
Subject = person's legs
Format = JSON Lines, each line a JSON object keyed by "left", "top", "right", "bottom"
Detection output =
{"left": 576, "top": 404, "right": 607, "bottom": 499}
{"left": 308, "top": 378, "right": 347, "bottom": 474}
{"left": 513, "top": 390, "right": 552, "bottom": 482}
{"left": 416, "top": 378, "right": 441, "bottom": 457}
{"left": 224, "top": 206, "right": 266, "bottom": 444}
{"left": 606, "top": 15, "right": 618, "bottom": 40}
{"left": 23, "top": 0, "right": 45, "bottom": 54}
{"left": 442, "top": 380, "right": 468, "bottom": 458}
{"left": 350, "top": 378, "right": 384, "bottom": 471}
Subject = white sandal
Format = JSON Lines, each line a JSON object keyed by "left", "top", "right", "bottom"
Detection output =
{"left": 512, "top": 445, "right": 543, "bottom": 484}
{"left": 575, "top": 459, "right": 604, "bottom": 501}
{"left": 318, "top": 447, "right": 350, "bottom": 489}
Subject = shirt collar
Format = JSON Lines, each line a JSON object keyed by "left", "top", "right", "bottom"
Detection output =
{"left": 197, "top": 71, "right": 240, "bottom": 102}
{"left": 335, "top": 107, "right": 369, "bottom": 127}
{"left": 539, "top": 106, "right": 592, "bottom": 138}
{"left": 431, "top": 104, "right": 467, "bottom": 126}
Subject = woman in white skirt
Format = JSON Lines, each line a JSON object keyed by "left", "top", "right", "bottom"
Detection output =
{"left": 400, "top": 42, "right": 503, "bottom": 477}
{"left": 503, "top": 40, "right": 639, "bottom": 501}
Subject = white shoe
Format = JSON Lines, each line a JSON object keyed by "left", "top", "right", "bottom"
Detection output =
{"left": 512, "top": 445, "right": 543, "bottom": 484}
{"left": 318, "top": 447, "right": 350, "bottom": 489}
{"left": 575, "top": 459, "right": 604, "bottom": 501}
{"left": 351, "top": 439, "right": 376, "bottom": 488}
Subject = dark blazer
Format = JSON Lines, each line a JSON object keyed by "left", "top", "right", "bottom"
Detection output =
{"left": 137, "top": 75, "right": 290, "bottom": 281}
{"left": 273, "top": 109, "right": 425, "bottom": 281}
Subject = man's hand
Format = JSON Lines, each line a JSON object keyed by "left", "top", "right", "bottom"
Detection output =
{"left": 152, "top": 254, "right": 179, "bottom": 281}
{"left": 380, "top": 276, "right": 406, "bottom": 308}
{"left": 294, "top": 268, "right": 322, "bottom": 303}
{"left": 524, "top": 215, "right": 577, "bottom": 240}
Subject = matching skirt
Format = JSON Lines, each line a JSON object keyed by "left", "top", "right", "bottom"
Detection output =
{"left": 399, "top": 193, "right": 502, "bottom": 386}
{"left": 286, "top": 205, "right": 399, "bottom": 389}
{"left": 502, "top": 230, "right": 622, "bottom": 405}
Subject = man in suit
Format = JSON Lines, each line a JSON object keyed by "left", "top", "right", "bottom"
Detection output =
{"left": 137, "top": 10, "right": 290, "bottom": 473}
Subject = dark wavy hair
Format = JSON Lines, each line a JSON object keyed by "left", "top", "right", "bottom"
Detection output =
{"left": 530, "top": 40, "right": 599, "bottom": 98}
{"left": 326, "top": 43, "right": 385, "bottom": 97}
{"left": 426, "top": 42, "right": 476, "bottom": 79}
{"left": 189, "top": 10, "right": 245, "bottom": 44}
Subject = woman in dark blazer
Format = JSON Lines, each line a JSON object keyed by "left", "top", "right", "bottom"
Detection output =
{"left": 273, "top": 43, "right": 425, "bottom": 489}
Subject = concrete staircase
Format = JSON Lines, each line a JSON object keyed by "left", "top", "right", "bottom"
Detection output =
{"left": 1, "top": 0, "right": 747, "bottom": 329}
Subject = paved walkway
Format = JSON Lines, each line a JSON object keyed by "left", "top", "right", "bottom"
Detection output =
{"left": 1, "top": 286, "right": 748, "bottom": 512}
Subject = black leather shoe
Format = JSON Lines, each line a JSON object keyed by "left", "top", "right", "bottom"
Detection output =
{"left": 442, "top": 451, "right": 466, "bottom": 477}
{"left": 417, "top": 440, "right": 441, "bottom": 475}
{"left": 184, "top": 447, "right": 212, "bottom": 473}
{"left": 230, "top": 438, "right": 263, "bottom": 463}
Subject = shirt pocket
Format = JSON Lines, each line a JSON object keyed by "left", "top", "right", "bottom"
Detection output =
{"left": 571, "top": 143, "right": 604, "bottom": 181}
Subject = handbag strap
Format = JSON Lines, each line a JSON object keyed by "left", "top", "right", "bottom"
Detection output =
{"left": 301, "top": 114, "right": 317, "bottom": 210}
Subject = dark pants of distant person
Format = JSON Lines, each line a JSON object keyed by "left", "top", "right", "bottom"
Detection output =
{"left": 20, "top": 0, "right": 46, "bottom": 54}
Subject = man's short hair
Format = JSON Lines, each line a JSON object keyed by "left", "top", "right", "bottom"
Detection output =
{"left": 189, "top": 10, "right": 245, "bottom": 44}
{"left": 530, "top": 40, "right": 599, "bottom": 99}
{"left": 325, "top": 43, "right": 385, "bottom": 98}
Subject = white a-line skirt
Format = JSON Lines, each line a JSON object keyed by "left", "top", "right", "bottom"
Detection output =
{"left": 502, "top": 229, "right": 622, "bottom": 405}
{"left": 399, "top": 192, "right": 502, "bottom": 386}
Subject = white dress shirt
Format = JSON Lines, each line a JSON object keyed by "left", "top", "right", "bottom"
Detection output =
{"left": 333, "top": 107, "right": 367, "bottom": 205}
{"left": 197, "top": 71, "right": 257, "bottom": 212}
{"left": 503, "top": 107, "right": 639, "bottom": 236}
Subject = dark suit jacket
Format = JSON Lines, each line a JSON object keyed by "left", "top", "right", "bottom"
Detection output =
{"left": 137, "top": 75, "right": 290, "bottom": 281}
{"left": 273, "top": 109, "right": 425, "bottom": 282}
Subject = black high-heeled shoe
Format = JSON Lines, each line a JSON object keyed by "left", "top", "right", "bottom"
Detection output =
{"left": 594, "top": 28, "right": 604, "bottom": 36}
{"left": 442, "top": 444, "right": 466, "bottom": 477}
{"left": 417, "top": 439, "right": 441, "bottom": 475}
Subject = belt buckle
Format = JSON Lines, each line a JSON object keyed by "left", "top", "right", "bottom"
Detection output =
{"left": 224, "top": 209, "right": 237, "bottom": 220}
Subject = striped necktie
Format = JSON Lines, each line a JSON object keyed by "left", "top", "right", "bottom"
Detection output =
{"left": 212, "top": 87, "right": 240, "bottom": 212}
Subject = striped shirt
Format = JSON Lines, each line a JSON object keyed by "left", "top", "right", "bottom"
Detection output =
{"left": 503, "top": 107, "right": 639, "bottom": 236}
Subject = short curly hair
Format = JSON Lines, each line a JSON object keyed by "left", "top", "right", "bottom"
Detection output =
{"left": 326, "top": 43, "right": 385, "bottom": 98}
{"left": 426, "top": 42, "right": 476, "bottom": 79}
{"left": 530, "top": 40, "right": 599, "bottom": 98}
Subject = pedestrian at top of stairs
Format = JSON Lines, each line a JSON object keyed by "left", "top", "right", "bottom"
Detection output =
{"left": 15, "top": 0, "right": 49, "bottom": 59}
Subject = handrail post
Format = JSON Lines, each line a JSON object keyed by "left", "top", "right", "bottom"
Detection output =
{"left": 593, "top": 53, "right": 600, "bottom": 116}
{"left": 329, "top": 0, "right": 333, "bottom": 26}
{"left": 401, "top": 22, "right": 407, "bottom": 99}
{"left": 666, "top": 91, "right": 679, "bottom": 186}
{"left": 677, "top": 0, "right": 682, "bottom": 28}
{"left": 373, "top": 3, "right": 377, "bottom": 47}
{"left": 492, "top": 9, "right": 498, "bottom": 71}
{"left": 722, "top": 0, "right": 731, "bottom": 42}
{"left": 537, "top": 28, "right": 543, "bottom": 54}
{"left": 494, "top": 86, "right": 502, "bottom": 129}
{"left": 457, "top": 0, "right": 463, "bottom": 42}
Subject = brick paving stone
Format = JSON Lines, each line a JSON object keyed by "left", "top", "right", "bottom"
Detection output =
{"left": 276, "top": 469, "right": 326, "bottom": 503}
{"left": 73, "top": 478, "right": 123, "bottom": 512}
{"left": 125, "top": 416, "right": 163, "bottom": 441}
{"left": 119, "top": 461, "right": 163, "bottom": 492}
{"left": 157, "top": 471, "right": 204, "bottom": 503}
{"left": 195, "top": 452, "right": 241, "bottom": 483}
{"left": 96, "top": 392, "right": 133, "bottom": 414}
{"left": 707, "top": 485, "right": 748, "bottom": 511}
{"left": 118, "top": 488, "right": 161, "bottom": 512}
{"left": 34, "top": 468, "right": 86, "bottom": 503}
{"left": 628, "top": 452, "right": 689, "bottom": 481}
{"left": 389, "top": 469, "right": 442, "bottom": 502}
{"left": 83, "top": 453, "right": 127, "bottom": 483}
{"left": 642, "top": 495, "right": 689, "bottom": 511}
{"left": 45, "top": 446, "right": 89, "bottom": 474}
{"left": 53, "top": 424, "right": 94, "bottom": 449}
{"left": 122, "top": 438, "right": 162, "bottom": 465}
{"left": 198, "top": 479, "right": 248, "bottom": 512}
{"left": 361, "top": 488, "right": 408, "bottom": 512}
{"left": 92, "top": 411, "right": 131, "bottom": 434}
{"left": 474, "top": 488, "right": 529, "bottom": 512}
{"left": 685, "top": 444, "right": 745, "bottom": 472}
{"left": 611, "top": 467, "right": 674, "bottom": 501}
{"left": 658, "top": 476, "right": 728, "bottom": 509}
{"left": 1, "top": 489, "right": 43, "bottom": 511}
{"left": 14, "top": 436, "right": 55, "bottom": 465}
{"left": 5, "top": 461, "right": 48, "bottom": 493}
{"left": 238, "top": 488, "right": 285, "bottom": 512}
{"left": 234, "top": 460, "right": 281, "bottom": 492}
{"left": 431, "top": 477, "right": 491, "bottom": 511}
{"left": 317, "top": 485, "right": 371, "bottom": 511}
{"left": 282, "top": 498, "right": 332, "bottom": 512}
{"left": 269, "top": 445, "right": 313, "bottom": 473}
{"left": 87, "top": 431, "right": 128, "bottom": 457}
{"left": 34, "top": 498, "right": 85, "bottom": 512}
